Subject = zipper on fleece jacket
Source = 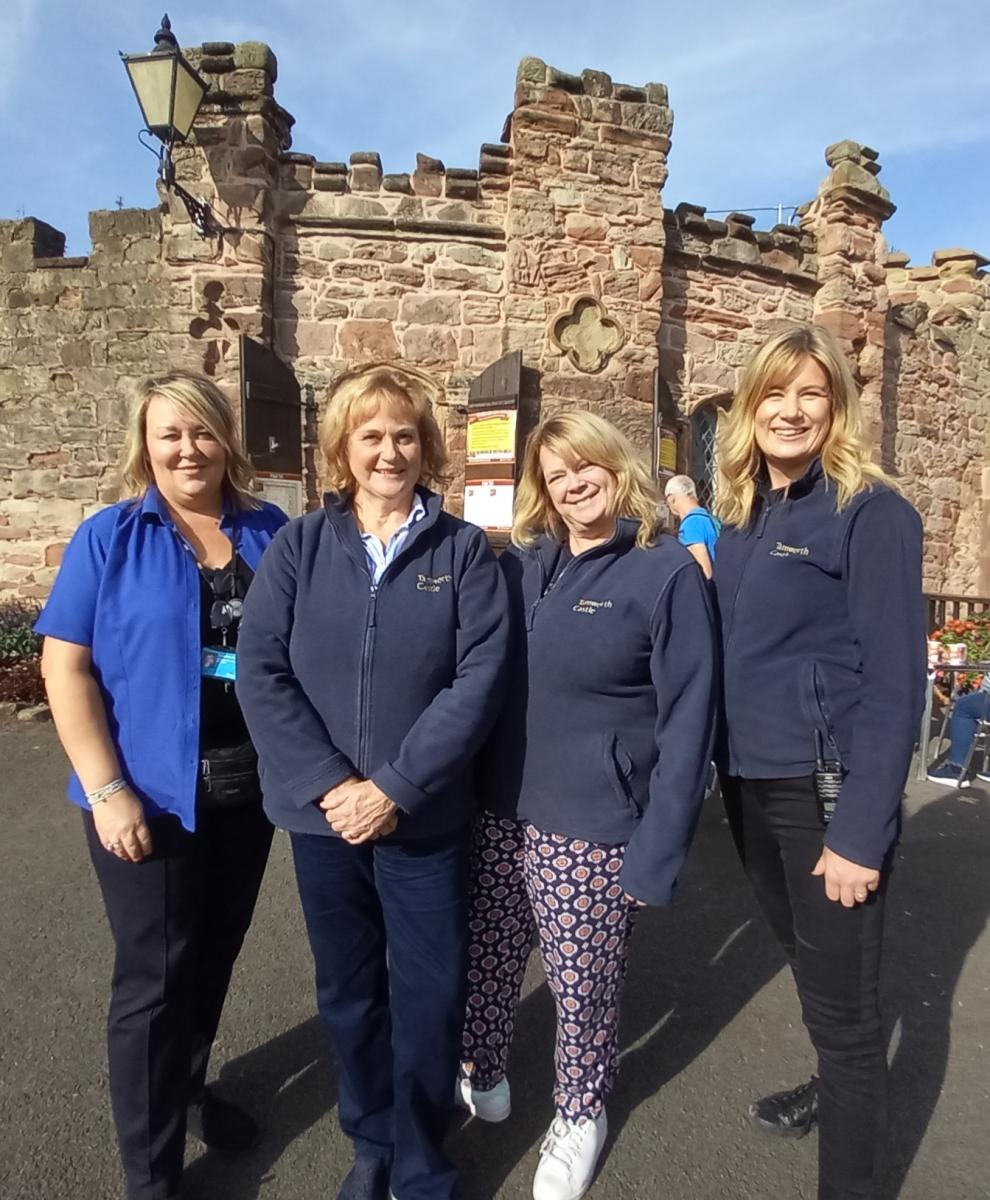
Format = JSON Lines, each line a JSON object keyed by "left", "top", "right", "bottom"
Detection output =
{"left": 525, "top": 527, "right": 624, "bottom": 632}
{"left": 355, "top": 585, "right": 378, "bottom": 774}
{"left": 722, "top": 498, "right": 772, "bottom": 775}
{"left": 330, "top": 514, "right": 435, "bottom": 776}
{"left": 525, "top": 556, "right": 577, "bottom": 630}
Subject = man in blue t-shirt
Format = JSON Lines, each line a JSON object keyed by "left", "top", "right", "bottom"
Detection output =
{"left": 664, "top": 475, "right": 720, "bottom": 579}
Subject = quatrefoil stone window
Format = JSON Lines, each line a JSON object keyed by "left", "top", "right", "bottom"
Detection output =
{"left": 551, "top": 296, "right": 625, "bottom": 373}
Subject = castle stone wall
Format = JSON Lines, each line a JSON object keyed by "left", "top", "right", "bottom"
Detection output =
{"left": 0, "top": 41, "right": 987, "bottom": 600}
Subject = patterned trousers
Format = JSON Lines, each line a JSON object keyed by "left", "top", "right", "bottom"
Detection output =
{"left": 460, "top": 812, "right": 636, "bottom": 1119}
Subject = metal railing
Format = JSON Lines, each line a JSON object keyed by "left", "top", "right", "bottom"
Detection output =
{"left": 926, "top": 593, "right": 990, "bottom": 632}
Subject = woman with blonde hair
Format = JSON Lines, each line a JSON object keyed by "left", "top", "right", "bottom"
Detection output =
{"left": 457, "top": 410, "right": 718, "bottom": 1200}
{"left": 713, "top": 324, "right": 925, "bottom": 1199}
{"left": 37, "top": 370, "right": 287, "bottom": 1200}
{"left": 236, "top": 363, "right": 510, "bottom": 1200}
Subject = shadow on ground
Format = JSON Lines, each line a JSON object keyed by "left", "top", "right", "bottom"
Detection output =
{"left": 158, "top": 789, "right": 990, "bottom": 1199}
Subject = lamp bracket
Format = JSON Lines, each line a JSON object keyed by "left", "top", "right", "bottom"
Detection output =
{"left": 172, "top": 181, "right": 223, "bottom": 239}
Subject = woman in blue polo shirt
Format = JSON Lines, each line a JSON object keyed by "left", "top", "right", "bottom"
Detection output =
{"left": 236, "top": 363, "right": 510, "bottom": 1200}
{"left": 37, "top": 370, "right": 286, "bottom": 1200}
{"left": 713, "top": 325, "right": 925, "bottom": 1200}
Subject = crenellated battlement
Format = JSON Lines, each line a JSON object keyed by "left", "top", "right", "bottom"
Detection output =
{"left": 885, "top": 246, "right": 989, "bottom": 280}
{"left": 663, "top": 203, "right": 817, "bottom": 284}
{"left": 882, "top": 246, "right": 990, "bottom": 340}
{"left": 278, "top": 145, "right": 513, "bottom": 210}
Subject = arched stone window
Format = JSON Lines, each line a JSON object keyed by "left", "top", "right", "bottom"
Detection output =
{"left": 690, "top": 403, "right": 719, "bottom": 509}
{"left": 688, "top": 393, "right": 732, "bottom": 509}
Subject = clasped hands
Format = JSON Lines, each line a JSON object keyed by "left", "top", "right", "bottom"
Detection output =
{"left": 319, "top": 776, "right": 398, "bottom": 844}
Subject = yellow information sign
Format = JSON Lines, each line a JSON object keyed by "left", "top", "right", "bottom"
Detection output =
{"left": 467, "top": 410, "right": 516, "bottom": 464}
{"left": 658, "top": 434, "right": 677, "bottom": 473}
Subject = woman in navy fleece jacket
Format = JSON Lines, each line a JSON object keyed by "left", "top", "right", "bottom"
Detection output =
{"left": 236, "top": 364, "right": 510, "bottom": 1200}
{"left": 457, "top": 412, "right": 718, "bottom": 1200}
{"left": 713, "top": 325, "right": 925, "bottom": 1200}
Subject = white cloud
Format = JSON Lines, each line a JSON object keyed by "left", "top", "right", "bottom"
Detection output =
{"left": 1, "top": 0, "right": 986, "bottom": 259}
{"left": 0, "top": 0, "right": 40, "bottom": 115}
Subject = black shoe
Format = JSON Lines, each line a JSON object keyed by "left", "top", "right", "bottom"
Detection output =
{"left": 748, "top": 1075, "right": 819, "bottom": 1138}
{"left": 337, "top": 1156, "right": 391, "bottom": 1200}
{"left": 187, "top": 1089, "right": 259, "bottom": 1152}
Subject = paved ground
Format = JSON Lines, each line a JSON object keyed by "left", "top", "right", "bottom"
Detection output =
{"left": 0, "top": 721, "right": 987, "bottom": 1200}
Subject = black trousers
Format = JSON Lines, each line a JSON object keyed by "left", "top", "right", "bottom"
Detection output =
{"left": 723, "top": 776, "right": 889, "bottom": 1200}
{"left": 84, "top": 801, "right": 273, "bottom": 1200}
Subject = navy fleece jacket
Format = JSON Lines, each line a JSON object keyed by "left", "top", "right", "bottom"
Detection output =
{"left": 235, "top": 488, "right": 510, "bottom": 838}
{"left": 478, "top": 520, "right": 719, "bottom": 906}
{"left": 713, "top": 460, "right": 926, "bottom": 868}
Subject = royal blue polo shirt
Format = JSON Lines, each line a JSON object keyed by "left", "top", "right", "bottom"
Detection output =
{"left": 36, "top": 487, "right": 287, "bottom": 831}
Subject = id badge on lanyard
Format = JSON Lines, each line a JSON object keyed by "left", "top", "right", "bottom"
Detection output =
{"left": 202, "top": 645, "right": 237, "bottom": 681}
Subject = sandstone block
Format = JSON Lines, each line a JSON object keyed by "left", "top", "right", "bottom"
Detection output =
{"left": 431, "top": 266, "right": 501, "bottom": 294}
{"left": 233, "top": 41, "right": 277, "bottom": 77}
{"left": 287, "top": 320, "right": 336, "bottom": 357}
{"left": 464, "top": 298, "right": 502, "bottom": 325}
{"left": 350, "top": 164, "right": 384, "bottom": 192}
{"left": 383, "top": 266, "right": 426, "bottom": 287}
{"left": 314, "top": 241, "right": 349, "bottom": 262}
{"left": 60, "top": 341, "right": 92, "bottom": 368}
{"left": 517, "top": 57, "right": 549, "bottom": 86}
{"left": 582, "top": 97, "right": 621, "bottom": 125}
{"left": 445, "top": 170, "right": 480, "bottom": 201}
{"left": 12, "top": 469, "right": 58, "bottom": 499}
{"left": 313, "top": 298, "right": 350, "bottom": 320}
{"left": 338, "top": 320, "right": 400, "bottom": 361}
{"left": 400, "top": 294, "right": 462, "bottom": 325}
{"left": 314, "top": 174, "right": 348, "bottom": 193}
{"left": 565, "top": 213, "right": 609, "bottom": 242}
{"left": 815, "top": 309, "right": 864, "bottom": 342}
{"left": 402, "top": 325, "right": 459, "bottom": 365}
{"left": 354, "top": 298, "right": 399, "bottom": 320}
{"left": 338, "top": 197, "right": 387, "bottom": 219}
{"left": 333, "top": 261, "right": 383, "bottom": 283}
{"left": 444, "top": 244, "right": 501, "bottom": 269}
{"left": 512, "top": 107, "right": 578, "bottom": 137}
{"left": 352, "top": 243, "right": 408, "bottom": 264}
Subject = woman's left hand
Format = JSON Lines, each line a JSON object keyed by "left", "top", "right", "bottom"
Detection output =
{"left": 320, "top": 779, "right": 398, "bottom": 844}
{"left": 811, "top": 846, "right": 880, "bottom": 908}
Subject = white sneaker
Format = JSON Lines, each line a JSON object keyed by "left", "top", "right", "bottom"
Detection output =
{"left": 456, "top": 1074, "right": 511, "bottom": 1122}
{"left": 532, "top": 1110, "right": 607, "bottom": 1200}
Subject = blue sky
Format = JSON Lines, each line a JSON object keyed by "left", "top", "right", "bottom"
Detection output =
{"left": 2, "top": 0, "right": 988, "bottom": 263}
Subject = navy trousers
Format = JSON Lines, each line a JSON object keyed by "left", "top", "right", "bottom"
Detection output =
{"left": 724, "top": 775, "right": 889, "bottom": 1200}
{"left": 290, "top": 827, "right": 469, "bottom": 1200}
{"left": 85, "top": 803, "right": 273, "bottom": 1200}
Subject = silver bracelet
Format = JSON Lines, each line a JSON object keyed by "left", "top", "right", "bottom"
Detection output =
{"left": 86, "top": 777, "right": 128, "bottom": 807}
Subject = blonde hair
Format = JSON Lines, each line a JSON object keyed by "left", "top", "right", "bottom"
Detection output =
{"left": 714, "top": 324, "right": 893, "bottom": 527}
{"left": 513, "top": 411, "right": 659, "bottom": 551}
{"left": 120, "top": 370, "right": 258, "bottom": 507}
{"left": 320, "top": 363, "right": 449, "bottom": 494}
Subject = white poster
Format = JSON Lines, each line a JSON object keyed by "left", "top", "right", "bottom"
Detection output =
{"left": 257, "top": 475, "right": 304, "bottom": 518}
{"left": 464, "top": 481, "right": 514, "bottom": 531}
